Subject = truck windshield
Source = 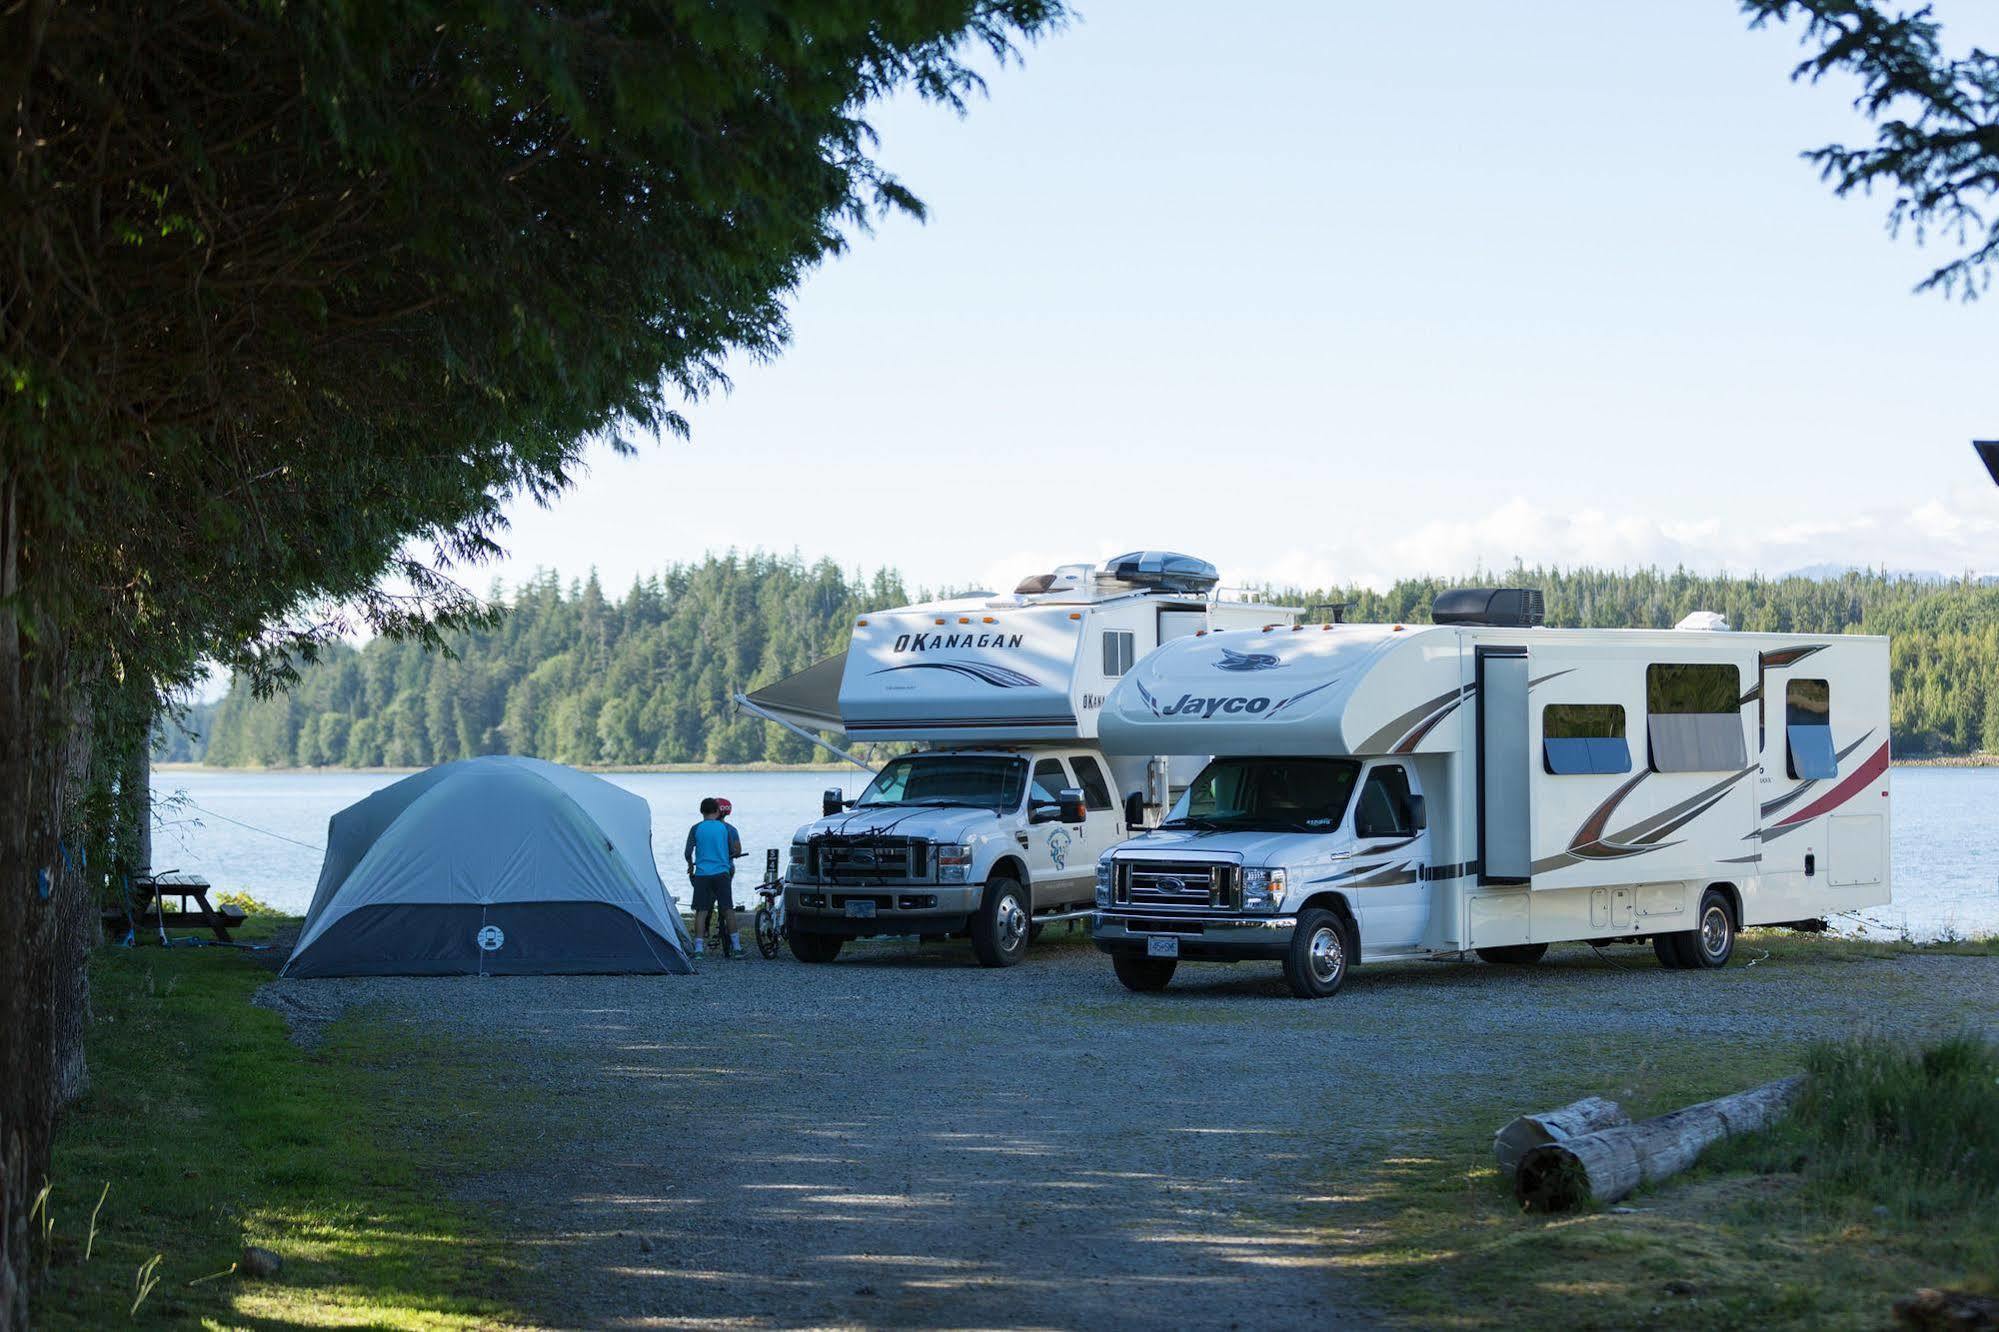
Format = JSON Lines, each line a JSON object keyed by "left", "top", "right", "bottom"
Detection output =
{"left": 856, "top": 755, "right": 1028, "bottom": 811}
{"left": 1163, "top": 757, "right": 1362, "bottom": 832}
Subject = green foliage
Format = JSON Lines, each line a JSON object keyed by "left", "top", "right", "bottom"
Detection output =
{"left": 1746, "top": 0, "right": 1999, "bottom": 297}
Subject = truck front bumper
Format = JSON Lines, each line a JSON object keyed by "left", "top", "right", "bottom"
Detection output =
{"left": 785, "top": 883, "right": 984, "bottom": 937}
{"left": 1091, "top": 910, "right": 1298, "bottom": 962}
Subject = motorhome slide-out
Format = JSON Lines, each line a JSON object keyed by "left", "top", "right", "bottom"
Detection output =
{"left": 736, "top": 552, "right": 1295, "bottom": 967}
{"left": 1090, "top": 588, "right": 1892, "bottom": 998}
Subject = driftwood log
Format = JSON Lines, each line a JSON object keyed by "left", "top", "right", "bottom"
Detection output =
{"left": 1493, "top": 1096, "right": 1630, "bottom": 1178}
{"left": 1514, "top": 1074, "right": 1804, "bottom": 1212}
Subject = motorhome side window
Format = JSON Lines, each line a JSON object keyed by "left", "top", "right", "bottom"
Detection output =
{"left": 1645, "top": 663, "right": 1747, "bottom": 773}
{"left": 1542, "top": 704, "right": 1630, "bottom": 775}
{"left": 1786, "top": 678, "right": 1837, "bottom": 780}
{"left": 1069, "top": 755, "right": 1115, "bottom": 810}
{"left": 1353, "top": 766, "right": 1415, "bottom": 838}
{"left": 1101, "top": 630, "right": 1136, "bottom": 677}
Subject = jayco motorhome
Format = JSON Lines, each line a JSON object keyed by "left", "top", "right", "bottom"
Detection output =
{"left": 738, "top": 553, "right": 1293, "bottom": 967}
{"left": 1090, "top": 589, "right": 1892, "bottom": 997}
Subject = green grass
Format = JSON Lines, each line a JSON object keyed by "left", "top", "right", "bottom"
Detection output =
{"left": 38, "top": 919, "right": 532, "bottom": 1329}
{"left": 1316, "top": 1030, "right": 1999, "bottom": 1330}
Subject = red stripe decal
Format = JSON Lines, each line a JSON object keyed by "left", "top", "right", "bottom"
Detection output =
{"left": 1777, "top": 742, "right": 1890, "bottom": 827}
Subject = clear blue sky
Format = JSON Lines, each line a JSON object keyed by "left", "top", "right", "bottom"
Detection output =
{"left": 492, "top": 0, "right": 1999, "bottom": 598}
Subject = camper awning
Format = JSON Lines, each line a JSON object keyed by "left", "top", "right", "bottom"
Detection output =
{"left": 743, "top": 652, "right": 847, "bottom": 734}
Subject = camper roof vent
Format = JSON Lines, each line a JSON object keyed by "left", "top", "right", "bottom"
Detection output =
{"left": 1431, "top": 587, "right": 1545, "bottom": 628}
{"left": 1102, "top": 550, "right": 1220, "bottom": 595}
{"left": 1675, "top": 611, "right": 1731, "bottom": 632}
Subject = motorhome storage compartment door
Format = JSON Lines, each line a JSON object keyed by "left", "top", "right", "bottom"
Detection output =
{"left": 1158, "top": 610, "right": 1206, "bottom": 642}
{"left": 1477, "top": 647, "right": 1532, "bottom": 884}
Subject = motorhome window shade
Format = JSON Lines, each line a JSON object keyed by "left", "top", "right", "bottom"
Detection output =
{"left": 1646, "top": 663, "right": 1747, "bottom": 772}
{"left": 1069, "top": 755, "right": 1114, "bottom": 810}
{"left": 1542, "top": 704, "right": 1630, "bottom": 775}
{"left": 1101, "top": 631, "right": 1136, "bottom": 677}
{"left": 1786, "top": 678, "right": 1836, "bottom": 780}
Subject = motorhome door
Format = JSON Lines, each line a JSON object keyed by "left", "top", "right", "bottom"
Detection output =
{"left": 1477, "top": 646, "right": 1532, "bottom": 884}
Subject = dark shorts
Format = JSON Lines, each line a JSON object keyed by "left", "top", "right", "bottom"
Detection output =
{"left": 690, "top": 872, "right": 735, "bottom": 914}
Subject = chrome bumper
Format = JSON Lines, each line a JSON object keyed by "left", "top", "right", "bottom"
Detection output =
{"left": 1091, "top": 909, "right": 1299, "bottom": 961}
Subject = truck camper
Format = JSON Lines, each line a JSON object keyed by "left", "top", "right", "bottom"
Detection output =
{"left": 1090, "top": 589, "right": 1892, "bottom": 998}
{"left": 737, "top": 553, "right": 1295, "bottom": 967}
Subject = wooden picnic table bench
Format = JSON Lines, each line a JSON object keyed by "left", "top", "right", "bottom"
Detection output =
{"left": 102, "top": 872, "right": 246, "bottom": 943}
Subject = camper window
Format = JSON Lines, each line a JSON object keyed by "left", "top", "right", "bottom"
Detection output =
{"left": 1101, "top": 630, "right": 1136, "bottom": 677}
{"left": 1786, "top": 678, "right": 1837, "bottom": 780}
{"left": 1069, "top": 755, "right": 1115, "bottom": 810}
{"left": 1646, "top": 663, "right": 1747, "bottom": 772}
{"left": 1542, "top": 704, "right": 1630, "bottom": 775}
{"left": 1354, "top": 766, "right": 1416, "bottom": 839}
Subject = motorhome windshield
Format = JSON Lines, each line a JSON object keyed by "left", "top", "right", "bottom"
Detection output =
{"left": 1164, "top": 757, "right": 1362, "bottom": 832}
{"left": 856, "top": 754, "right": 1029, "bottom": 811}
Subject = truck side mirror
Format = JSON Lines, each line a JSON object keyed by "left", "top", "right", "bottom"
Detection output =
{"left": 822, "top": 788, "right": 845, "bottom": 818}
{"left": 1406, "top": 793, "right": 1427, "bottom": 831}
{"left": 1123, "top": 791, "right": 1146, "bottom": 830}
{"left": 1058, "top": 787, "right": 1087, "bottom": 824}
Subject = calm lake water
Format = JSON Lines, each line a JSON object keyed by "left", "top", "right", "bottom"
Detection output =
{"left": 149, "top": 765, "right": 1999, "bottom": 941}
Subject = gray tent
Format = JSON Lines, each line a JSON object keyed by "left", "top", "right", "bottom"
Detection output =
{"left": 283, "top": 756, "right": 693, "bottom": 978}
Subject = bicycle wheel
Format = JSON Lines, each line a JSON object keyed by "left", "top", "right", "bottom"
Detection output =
{"left": 755, "top": 903, "right": 781, "bottom": 959}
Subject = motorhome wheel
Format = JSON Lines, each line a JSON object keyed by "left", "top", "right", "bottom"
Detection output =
{"left": 971, "top": 877, "right": 1030, "bottom": 968}
{"left": 1282, "top": 908, "right": 1350, "bottom": 999}
{"left": 787, "top": 928, "right": 843, "bottom": 964}
{"left": 1652, "top": 935, "right": 1685, "bottom": 970}
{"left": 1687, "top": 889, "right": 1736, "bottom": 969}
{"left": 1112, "top": 954, "right": 1176, "bottom": 992}
{"left": 1475, "top": 943, "right": 1549, "bottom": 966}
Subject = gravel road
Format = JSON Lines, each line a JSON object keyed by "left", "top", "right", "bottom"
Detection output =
{"left": 256, "top": 935, "right": 1999, "bottom": 1331}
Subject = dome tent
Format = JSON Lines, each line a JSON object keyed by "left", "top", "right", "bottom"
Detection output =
{"left": 284, "top": 756, "right": 693, "bottom": 978}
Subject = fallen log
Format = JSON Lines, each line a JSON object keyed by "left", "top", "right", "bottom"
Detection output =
{"left": 1514, "top": 1074, "right": 1804, "bottom": 1212}
{"left": 1492, "top": 1096, "right": 1630, "bottom": 1178}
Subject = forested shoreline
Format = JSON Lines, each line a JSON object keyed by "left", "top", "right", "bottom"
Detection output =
{"left": 160, "top": 554, "right": 1999, "bottom": 766}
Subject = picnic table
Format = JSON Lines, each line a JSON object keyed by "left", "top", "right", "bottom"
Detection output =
{"left": 103, "top": 872, "right": 247, "bottom": 943}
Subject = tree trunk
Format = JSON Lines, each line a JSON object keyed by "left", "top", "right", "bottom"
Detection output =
{"left": 1493, "top": 1096, "right": 1630, "bottom": 1178}
{"left": 1515, "top": 1075, "right": 1805, "bottom": 1212}
{"left": 0, "top": 469, "right": 34, "bottom": 1332}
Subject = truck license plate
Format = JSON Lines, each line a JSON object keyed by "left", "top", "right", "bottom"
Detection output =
{"left": 845, "top": 900, "right": 877, "bottom": 919}
{"left": 1146, "top": 935, "right": 1179, "bottom": 958}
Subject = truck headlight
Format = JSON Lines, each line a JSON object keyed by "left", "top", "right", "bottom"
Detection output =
{"left": 938, "top": 843, "right": 971, "bottom": 883}
{"left": 1095, "top": 860, "right": 1114, "bottom": 908}
{"left": 1242, "top": 867, "right": 1287, "bottom": 910}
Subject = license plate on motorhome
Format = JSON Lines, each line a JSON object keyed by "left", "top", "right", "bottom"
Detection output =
{"left": 845, "top": 900, "right": 877, "bottom": 919}
{"left": 1146, "top": 936, "right": 1179, "bottom": 958}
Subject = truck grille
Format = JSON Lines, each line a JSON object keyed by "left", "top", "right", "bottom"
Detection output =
{"left": 1115, "top": 860, "right": 1238, "bottom": 910}
{"left": 810, "top": 836, "right": 928, "bottom": 882}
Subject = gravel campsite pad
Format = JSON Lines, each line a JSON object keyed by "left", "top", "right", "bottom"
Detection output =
{"left": 257, "top": 938, "right": 1999, "bottom": 1330}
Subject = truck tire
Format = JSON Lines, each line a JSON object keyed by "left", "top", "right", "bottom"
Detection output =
{"left": 1678, "top": 888, "right": 1736, "bottom": 970}
{"left": 787, "top": 928, "right": 843, "bottom": 964}
{"left": 1652, "top": 934, "right": 1684, "bottom": 969}
{"left": 1112, "top": 954, "right": 1176, "bottom": 992}
{"left": 970, "top": 877, "right": 1030, "bottom": 968}
{"left": 1282, "top": 907, "right": 1351, "bottom": 999}
{"left": 1475, "top": 943, "right": 1549, "bottom": 966}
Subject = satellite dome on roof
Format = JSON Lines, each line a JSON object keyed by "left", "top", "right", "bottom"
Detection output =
{"left": 1102, "top": 551, "right": 1219, "bottom": 594}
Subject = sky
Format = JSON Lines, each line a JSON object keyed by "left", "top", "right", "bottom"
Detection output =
{"left": 488, "top": 0, "right": 1999, "bottom": 600}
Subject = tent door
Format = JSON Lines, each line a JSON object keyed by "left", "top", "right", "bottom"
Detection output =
{"left": 1477, "top": 646, "right": 1532, "bottom": 885}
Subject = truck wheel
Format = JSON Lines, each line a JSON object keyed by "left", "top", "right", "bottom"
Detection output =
{"left": 1679, "top": 889, "right": 1736, "bottom": 969}
{"left": 787, "top": 928, "right": 843, "bottom": 964}
{"left": 1112, "top": 954, "right": 1176, "bottom": 992}
{"left": 1282, "top": 908, "right": 1350, "bottom": 999}
{"left": 1475, "top": 943, "right": 1549, "bottom": 966}
{"left": 970, "top": 877, "right": 1030, "bottom": 968}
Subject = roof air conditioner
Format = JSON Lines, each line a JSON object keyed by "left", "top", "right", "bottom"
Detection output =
{"left": 1431, "top": 587, "right": 1545, "bottom": 628}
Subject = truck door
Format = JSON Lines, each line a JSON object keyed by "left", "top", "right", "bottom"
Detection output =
{"left": 1026, "top": 757, "right": 1090, "bottom": 909}
{"left": 1066, "top": 753, "right": 1120, "bottom": 888}
{"left": 1350, "top": 763, "right": 1431, "bottom": 950}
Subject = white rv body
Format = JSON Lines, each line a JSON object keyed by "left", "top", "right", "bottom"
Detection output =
{"left": 741, "top": 555, "right": 1293, "bottom": 965}
{"left": 1090, "top": 608, "right": 1891, "bottom": 994}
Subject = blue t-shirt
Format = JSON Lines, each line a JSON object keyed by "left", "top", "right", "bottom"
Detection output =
{"left": 685, "top": 819, "right": 741, "bottom": 876}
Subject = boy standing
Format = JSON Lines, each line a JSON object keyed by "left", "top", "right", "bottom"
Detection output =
{"left": 685, "top": 796, "right": 744, "bottom": 958}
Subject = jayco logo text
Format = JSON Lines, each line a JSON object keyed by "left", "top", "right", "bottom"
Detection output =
{"left": 1160, "top": 694, "right": 1274, "bottom": 717}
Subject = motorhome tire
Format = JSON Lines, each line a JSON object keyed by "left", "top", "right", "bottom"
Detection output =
{"left": 1283, "top": 908, "right": 1350, "bottom": 999}
{"left": 787, "top": 928, "right": 843, "bottom": 964}
{"left": 1112, "top": 954, "right": 1177, "bottom": 992}
{"left": 971, "top": 877, "right": 1031, "bottom": 968}
{"left": 1475, "top": 943, "right": 1549, "bottom": 966}
{"left": 1652, "top": 935, "right": 1685, "bottom": 969}
{"left": 1684, "top": 889, "right": 1736, "bottom": 969}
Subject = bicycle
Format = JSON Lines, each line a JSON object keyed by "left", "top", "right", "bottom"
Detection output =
{"left": 753, "top": 881, "right": 785, "bottom": 959}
